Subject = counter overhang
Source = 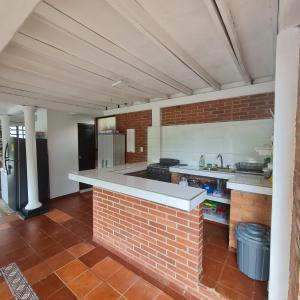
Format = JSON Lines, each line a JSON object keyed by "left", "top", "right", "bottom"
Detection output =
{"left": 69, "top": 164, "right": 207, "bottom": 211}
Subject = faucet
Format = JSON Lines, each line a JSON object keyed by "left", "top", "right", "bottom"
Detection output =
{"left": 217, "top": 154, "right": 223, "bottom": 169}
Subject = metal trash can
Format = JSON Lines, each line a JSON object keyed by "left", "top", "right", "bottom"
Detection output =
{"left": 235, "top": 222, "right": 270, "bottom": 281}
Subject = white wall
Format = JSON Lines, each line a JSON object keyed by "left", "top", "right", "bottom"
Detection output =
{"left": 47, "top": 110, "right": 94, "bottom": 199}
{"left": 35, "top": 108, "right": 48, "bottom": 132}
{"left": 159, "top": 119, "right": 273, "bottom": 167}
{"left": 279, "top": 0, "right": 300, "bottom": 30}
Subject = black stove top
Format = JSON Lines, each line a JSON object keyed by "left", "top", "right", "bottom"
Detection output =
{"left": 148, "top": 158, "right": 180, "bottom": 168}
{"left": 148, "top": 163, "right": 170, "bottom": 169}
{"left": 147, "top": 158, "right": 180, "bottom": 182}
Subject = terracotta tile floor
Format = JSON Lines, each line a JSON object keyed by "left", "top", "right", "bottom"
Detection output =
{"left": 202, "top": 221, "right": 268, "bottom": 300}
{"left": 0, "top": 192, "right": 268, "bottom": 300}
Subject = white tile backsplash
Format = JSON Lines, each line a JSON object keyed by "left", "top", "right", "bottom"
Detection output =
{"left": 148, "top": 119, "right": 273, "bottom": 167}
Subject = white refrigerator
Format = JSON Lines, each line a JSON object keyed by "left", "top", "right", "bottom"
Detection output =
{"left": 98, "top": 133, "right": 125, "bottom": 168}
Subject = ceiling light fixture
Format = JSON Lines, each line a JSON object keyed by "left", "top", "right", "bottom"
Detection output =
{"left": 111, "top": 80, "right": 123, "bottom": 87}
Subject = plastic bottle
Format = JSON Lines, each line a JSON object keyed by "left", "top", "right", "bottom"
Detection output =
{"left": 199, "top": 155, "right": 205, "bottom": 169}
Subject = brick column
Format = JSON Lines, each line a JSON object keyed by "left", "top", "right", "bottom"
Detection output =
{"left": 93, "top": 188, "right": 205, "bottom": 297}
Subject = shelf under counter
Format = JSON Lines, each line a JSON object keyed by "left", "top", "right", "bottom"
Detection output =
{"left": 204, "top": 213, "right": 229, "bottom": 225}
{"left": 206, "top": 193, "right": 230, "bottom": 205}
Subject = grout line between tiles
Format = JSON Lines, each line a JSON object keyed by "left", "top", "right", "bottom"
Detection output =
{"left": 81, "top": 281, "right": 104, "bottom": 299}
{"left": 107, "top": 268, "right": 141, "bottom": 298}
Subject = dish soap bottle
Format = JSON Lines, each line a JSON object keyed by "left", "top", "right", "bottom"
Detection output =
{"left": 199, "top": 155, "right": 205, "bottom": 169}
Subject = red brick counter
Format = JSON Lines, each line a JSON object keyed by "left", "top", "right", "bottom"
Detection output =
{"left": 93, "top": 188, "right": 221, "bottom": 299}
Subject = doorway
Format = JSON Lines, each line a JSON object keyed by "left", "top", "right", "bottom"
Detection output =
{"left": 78, "top": 123, "right": 96, "bottom": 191}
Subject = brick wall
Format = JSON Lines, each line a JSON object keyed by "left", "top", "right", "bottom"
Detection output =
{"left": 229, "top": 190, "right": 272, "bottom": 249}
{"left": 161, "top": 93, "right": 274, "bottom": 126}
{"left": 115, "top": 94, "right": 274, "bottom": 163}
{"left": 288, "top": 58, "right": 300, "bottom": 299}
{"left": 116, "top": 110, "right": 152, "bottom": 163}
{"left": 93, "top": 188, "right": 222, "bottom": 299}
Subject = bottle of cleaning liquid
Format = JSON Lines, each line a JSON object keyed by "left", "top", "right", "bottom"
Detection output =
{"left": 199, "top": 155, "right": 205, "bottom": 169}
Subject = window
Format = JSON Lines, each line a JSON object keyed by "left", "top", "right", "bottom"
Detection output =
{"left": 97, "top": 116, "right": 116, "bottom": 132}
{"left": 10, "top": 126, "right": 26, "bottom": 138}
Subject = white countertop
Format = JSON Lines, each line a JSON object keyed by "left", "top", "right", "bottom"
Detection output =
{"left": 170, "top": 166, "right": 234, "bottom": 180}
{"left": 69, "top": 163, "right": 207, "bottom": 211}
{"left": 170, "top": 165, "right": 272, "bottom": 196}
{"left": 227, "top": 173, "right": 272, "bottom": 195}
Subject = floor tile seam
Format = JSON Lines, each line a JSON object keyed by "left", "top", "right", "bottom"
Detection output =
{"left": 250, "top": 281, "right": 257, "bottom": 299}
{"left": 153, "top": 290, "right": 165, "bottom": 300}
{"left": 49, "top": 232, "right": 86, "bottom": 248}
{"left": 214, "top": 253, "right": 227, "bottom": 290}
{"left": 44, "top": 249, "right": 76, "bottom": 268}
{"left": 2, "top": 241, "right": 41, "bottom": 267}
{"left": 78, "top": 280, "right": 104, "bottom": 299}
{"left": 205, "top": 237, "right": 229, "bottom": 247}
{"left": 219, "top": 258, "right": 256, "bottom": 295}
{"left": 117, "top": 273, "right": 141, "bottom": 297}
{"left": 203, "top": 254, "right": 227, "bottom": 266}
{"left": 53, "top": 256, "right": 78, "bottom": 273}
{"left": 205, "top": 241, "right": 229, "bottom": 249}
{"left": 30, "top": 237, "right": 65, "bottom": 257}
{"left": 53, "top": 219, "right": 88, "bottom": 241}
{"left": 65, "top": 246, "right": 95, "bottom": 260}
{"left": 105, "top": 280, "right": 130, "bottom": 298}
{"left": 66, "top": 272, "right": 103, "bottom": 298}
{"left": 93, "top": 260, "right": 125, "bottom": 281}
{"left": 65, "top": 269, "right": 99, "bottom": 286}
{"left": 36, "top": 277, "right": 64, "bottom": 300}
{"left": 223, "top": 250, "right": 238, "bottom": 267}
{"left": 44, "top": 285, "right": 70, "bottom": 299}
{"left": 215, "top": 282, "right": 253, "bottom": 300}
{"left": 91, "top": 257, "right": 124, "bottom": 281}
{"left": 11, "top": 226, "right": 49, "bottom": 249}
{"left": 62, "top": 220, "right": 91, "bottom": 232}
{"left": 54, "top": 259, "right": 87, "bottom": 283}
{"left": 16, "top": 240, "right": 50, "bottom": 275}
{"left": 216, "top": 259, "right": 255, "bottom": 299}
{"left": 54, "top": 255, "right": 85, "bottom": 276}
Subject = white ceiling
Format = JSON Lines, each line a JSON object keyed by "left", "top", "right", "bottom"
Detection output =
{"left": 0, "top": 0, "right": 278, "bottom": 115}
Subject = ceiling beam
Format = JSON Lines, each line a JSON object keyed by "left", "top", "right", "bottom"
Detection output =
{"left": 8, "top": 38, "right": 166, "bottom": 99}
{"left": 0, "top": 66, "right": 117, "bottom": 107}
{"left": 0, "top": 63, "right": 125, "bottom": 106}
{"left": 0, "top": 77, "right": 115, "bottom": 109}
{"left": 203, "top": 0, "right": 251, "bottom": 84}
{"left": 0, "top": 0, "right": 40, "bottom": 53}
{"left": 0, "top": 80, "right": 109, "bottom": 110}
{"left": 0, "top": 86, "right": 104, "bottom": 110}
{"left": 106, "top": 0, "right": 220, "bottom": 90}
{"left": 0, "top": 90, "right": 102, "bottom": 116}
{"left": 33, "top": 3, "right": 193, "bottom": 95}
{"left": 0, "top": 50, "right": 150, "bottom": 103}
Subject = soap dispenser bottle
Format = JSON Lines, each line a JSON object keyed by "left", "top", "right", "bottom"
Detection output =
{"left": 199, "top": 155, "right": 205, "bottom": 169}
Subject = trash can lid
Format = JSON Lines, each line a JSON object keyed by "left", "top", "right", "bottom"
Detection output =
{"left": 235, "top": 223, "right": 270, "bottom": 245}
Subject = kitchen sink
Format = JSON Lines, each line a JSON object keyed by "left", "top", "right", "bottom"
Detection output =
{"left": 202, "top": 167, "right": 235, "bottom": 173}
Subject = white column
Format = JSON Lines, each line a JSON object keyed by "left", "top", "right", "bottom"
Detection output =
{"left": 1, "top": 115, "right": 10, "bottom": 203}
{"left": 147, "top": 107, "right": 161, "bottom": 163}
{"left": 269, "top": 27, "right": 300, "bottom": 300}
{"left": 23, "top": 106, "right": 41, "bottom": 210}
{"left": 1, "top": 115, "right": 10, "bottom": 163}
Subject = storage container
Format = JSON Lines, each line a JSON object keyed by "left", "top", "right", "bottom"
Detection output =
{"left": 235, "top": 223, "right": 270, "bottom": 281}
